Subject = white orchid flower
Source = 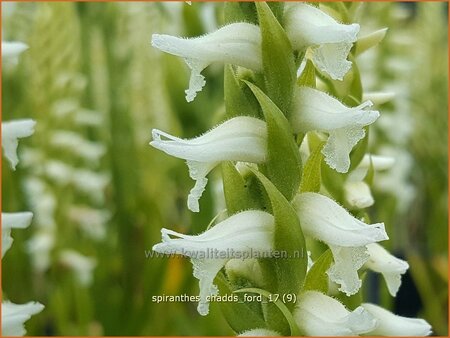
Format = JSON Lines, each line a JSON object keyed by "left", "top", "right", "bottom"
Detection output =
{"left": 59, "top": 250, "right": 97, "bottom": 286}
{"left": 285, "top": 3, "right": 360, "bottom": 80}
{"left": 153, "top": 210, "right": 274, "bottom": 316}
{"left": 294, "top": 291, "right": 377, "bottom": 336}
{"left": 150, "top": 116, "right": 267, "bottom": 212}
{"left": 344, "top": 180, "right": 374, "bottom": 209}
{"left": 362, "top": 303, "right": 432, "bottom": 336}
{"left": 2, "top": 120, "right": 36, "bottom": 170}
{"left": 2, "top": 41, "right": 28, "bottom": 61}
{"left": 293, "top": 192, "right": 388, "bottom": 296}
{"left": 2, "top": 212, "right": 33, "bottom": 258}
{"left": 238, "top": 328, "right": 281, "bottom": 336}
{"left": 290, "top": 87, "right": 379, "bottom": 173}
{"left": 1, "top": 301, "right": 44, "bottom": 336}
{"left": 364, "top": 243, "right": 409, "bottom": 297}
{"left": 152, "top": 23, "right": 261, "bottom": 102}
{"left": 225, "top": 258, "right": 264, "bottom": 288}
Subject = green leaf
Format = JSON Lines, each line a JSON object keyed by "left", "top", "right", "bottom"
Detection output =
{"left": 223, "top": 2, "right": 257, "bottom": 24}
{"left": 300, "top": 141, "right": 325, "bottom": 193}
{"left": 244, "top": 81, "right": 302, "bottom": 201}
{"left": 234, "top": 287, "right": 301, "bottom": 336}
{"left": 221, "top": 161, "right": 260, "bottom": 215}
{"left": 303, "top": 250, "right": 333, "bottom": 293}
{"left": 249, "top": 169, "right": 307, "bottom": 300}
{"left": 256, "top": 2, "right": 296, "bottom": 116}
{"left": 224, "top": 65, "right": 260, "bottom": 119}
{"left": 216, "top": 274, "right": 267, "bottom": 334}
{"left": 363, "top": 156, "right": 375, "bottom": 186}
{"left": 297, "top": 59, "right": 316, "bottom": 88}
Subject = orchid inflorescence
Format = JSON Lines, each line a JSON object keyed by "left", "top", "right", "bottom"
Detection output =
{"left": 149, "top": 2, "right": 431, "bottom": 336}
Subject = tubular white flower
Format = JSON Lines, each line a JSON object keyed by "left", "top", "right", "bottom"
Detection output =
{"left": 150, "top": 116, "right": 267, "bottom": 212}
{"left": 344, "top": 180, "right": 374, "bottom": 209}
{"left": 294, "top": 291, "right": 377, "bottom": 336}
{"left": 2, "top": 41, "right": 28, "bottom": 61}
{"left": 225, "top": 258, "right": 264, "bottom": 288}
{"left": 2, "top": 120, "right": 36, "bottom": 170}
{"left": 1, "top": 301, "right": 44, "bottom": 336}
{"left": 291, "top": 87, "right": 380, "bottom": 173}
{"left": 285, "top": 3, "right": 360, "bottom": 80}
{"left": 153, "top": 210, "right": 274, "bottom": 316}
{"left": 152, "top": 23, "right": 262, "bottom": 102}
{"left": 364, "top": 243, "right": 409, "bottom": 297}
{"left": 238, "top": 328, "right": 281, "bottom": 336}
{"left": 362, "top": 303, "right": 432, "bottom": 336}
{"left": 49, "top": 131, "right": 106, "bottom": 163}
{"left": 293, "top": 192, "right": 388, "bottom": 295}
{"left": 2, "top": 212, "right": 33, "bottom": 258}
{"left": 363, "top": 91, "right": 395, "bottom": 105}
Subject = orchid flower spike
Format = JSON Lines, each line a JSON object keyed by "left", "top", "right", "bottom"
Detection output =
{"left": 364, "top": 243, "right": 409, "bottom": 297}
{"left": 285, "top": 3, "right": 359, "bottom": 80}
{"left": 291, "top": 87, "right": 379, "bottom": 173}
{"left": 152, "top": 210, "right": 274, "bottom": 316}
{"left": 150, "top": 116, "right": 267, "bottom": 212}
{"left": 2, "top": 120, "right": 36, "bottom": 170}
{"left": 294, "top": 291, "right": 377, "bottom": 336}
{"left": 152, "top": 23, "right": 261, "bottom": 102}
{"left": 293, "top": 192, "right": 388, "bottom": 296}
{"left": 362, "top": 303, "right": 432, "bottom": 336}
{"left": 1, "top": 301, "right": 44, "bottom": 336}
{"left": 2, "top": 41, "right": 28, "bottom": 61}
{"left": 2, "top": 212, "right": 33, "bottom": 258}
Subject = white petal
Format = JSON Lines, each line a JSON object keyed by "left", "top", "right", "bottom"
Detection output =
{"left": 364, "top": 243, "right": 409, "bottom": 296}
{"left": 2, "top": 41, "right": 28, "bottom": 60}
{"left": 285, "top": 3, "right": 359, "bottom": 80}
{"left": 1, "top": 120, "right": 36, "bottom": 170}
{"left": 49, "top": 131, "right": 106, "bottom": 162}
{"left": 291, "top": 87, "right": 379, "bottom": 173}
{"left": 150, "top": 116, "right": 267, "bottom": 212}
{"left": 294, "top": 192, "right": 388, "bottom": 247}
{"left": 238, "top": 328, "right": 281, "bottom": 336}
{"left": 153, "top": 210, "right": 274, "bottom": 315}
{"left": 152, "top": 23, "right": 262, "bottom": 102}
{"left": 294, "top": 291, "right": 377, "bottom": 336}
{"left": 344, "top": 181, "right": 374, "bottom": 209}
{"left": 362, "top": 303, "right": 432, "bottom": 336}
{"left": 294, "top": 192, "right": 388, "bottom": 295}
{"left": 2, "top": 301, "right": 44, "bottom": 336}
{"left": 59, "top": 250, "right": 97, "bottom": 286}
{"left": 2, "top": 212, "right": 33, "bottom": 257}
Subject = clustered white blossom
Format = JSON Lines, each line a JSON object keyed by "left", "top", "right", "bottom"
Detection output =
{"left": 1, "top": 41, "right": 44, "bottom": 337}
{"left": 149, "top": 2, "right": 431, "bottom": 336}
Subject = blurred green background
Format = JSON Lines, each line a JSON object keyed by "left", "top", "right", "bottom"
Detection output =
{"left": 2, "top": 2, "right": 448, "bottom": 336}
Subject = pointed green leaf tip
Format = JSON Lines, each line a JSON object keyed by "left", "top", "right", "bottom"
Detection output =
{"left": 300, "top": 140, "right": 325, "bottom": 193}
{"left": 244, "top": 81, "right": 302, "bottom": 202}
{"left": 303, "top": 249, "right": 333, "bottom": 293}
{"left": 297, "top": 59, "right": 316, "bottom": 88}
{"left": 249, "top": 168, "right": 307, "bottom": 301}
{"left": 256, "top": 2, "right": 296, "bottom": 116}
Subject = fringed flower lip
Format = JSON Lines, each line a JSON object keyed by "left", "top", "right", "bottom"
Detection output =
{"left": 362, "top": 303, "right": 432, "bottom": 336}
{"left": 293, "top": 192, "right": 388, "bottom": 296}
{"left": 2, "top": 119, "right": 36, "bottom": 170}
{"left": 2, "top": 212, "right": 33, "bottom": 258}
{"left": 285, "top": 3, "right": 360, "bottom": 80}
{"left": 364, "top": 243, "right": 409, "bottom": 297}
{"left": 150, "top": 116, "right": 267, "bottom": 212}
{"left": 294, "top": 291, "right": 377, "bottom": 336}
{"left": 151, "top": 22, "right": 262, "bottom": 102}
{"left": 291, "top": 87, "right": 380, "bottom": 173}
{"left": 152, "top": 210, "right": 274, "bottom": 316}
